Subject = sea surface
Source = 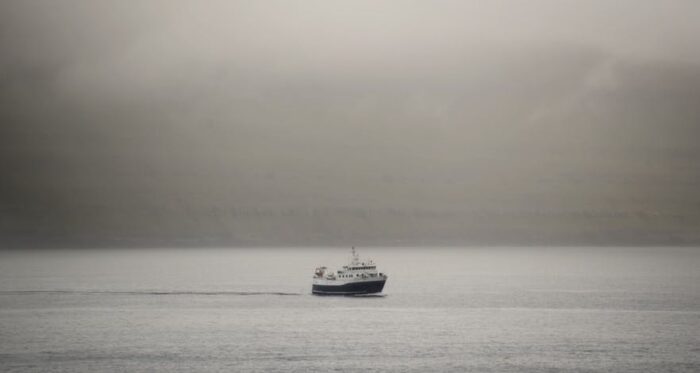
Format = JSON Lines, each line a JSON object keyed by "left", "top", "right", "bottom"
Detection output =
{"left": 1, "top": 247, "right": 699, "bottom": 372}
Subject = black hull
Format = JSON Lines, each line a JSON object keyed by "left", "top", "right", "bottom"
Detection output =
{"left": 312, "top": 280, "right": 386, "bottom": 295}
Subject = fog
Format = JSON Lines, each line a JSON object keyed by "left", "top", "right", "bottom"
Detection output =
{"left": 1, "top": 1, "right": 699, "bottom": 247}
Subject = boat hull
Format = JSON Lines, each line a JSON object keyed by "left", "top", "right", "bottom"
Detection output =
{"left": 312, "top": 279, "right": 386, "bottom": 295}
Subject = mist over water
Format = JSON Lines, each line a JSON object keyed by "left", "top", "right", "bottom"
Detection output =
{"left": 2, "top": 2, "right": 699, "bottom": 371}
{"left": 1, "top": 247, "right": 698, "bottom": 372}
{"left": 2, "top": 1, "right": 700, "bottom": 247}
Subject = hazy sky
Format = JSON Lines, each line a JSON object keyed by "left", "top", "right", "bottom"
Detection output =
{"left": 1, "top": 1, "right": 699, "bottom": 247}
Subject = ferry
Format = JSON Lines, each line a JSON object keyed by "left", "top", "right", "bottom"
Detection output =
{"left": 312, "top": 247, "right": 387, "bottom": 295}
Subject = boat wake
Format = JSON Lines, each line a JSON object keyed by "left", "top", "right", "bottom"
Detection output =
{"left": 0, "top": 290, "right": 301, "bottom": 296}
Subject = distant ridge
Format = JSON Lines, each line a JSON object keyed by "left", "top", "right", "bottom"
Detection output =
{"left": 3, "top": 207, "right": 698, "bottom": 248}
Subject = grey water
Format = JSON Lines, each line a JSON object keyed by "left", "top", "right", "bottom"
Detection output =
{"left": 1, "top": 247, "right": 699, "bottom": 372}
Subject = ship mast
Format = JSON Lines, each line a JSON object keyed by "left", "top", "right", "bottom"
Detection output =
{"left": 351, "top": 246, "right": 360, "bottom": 265}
